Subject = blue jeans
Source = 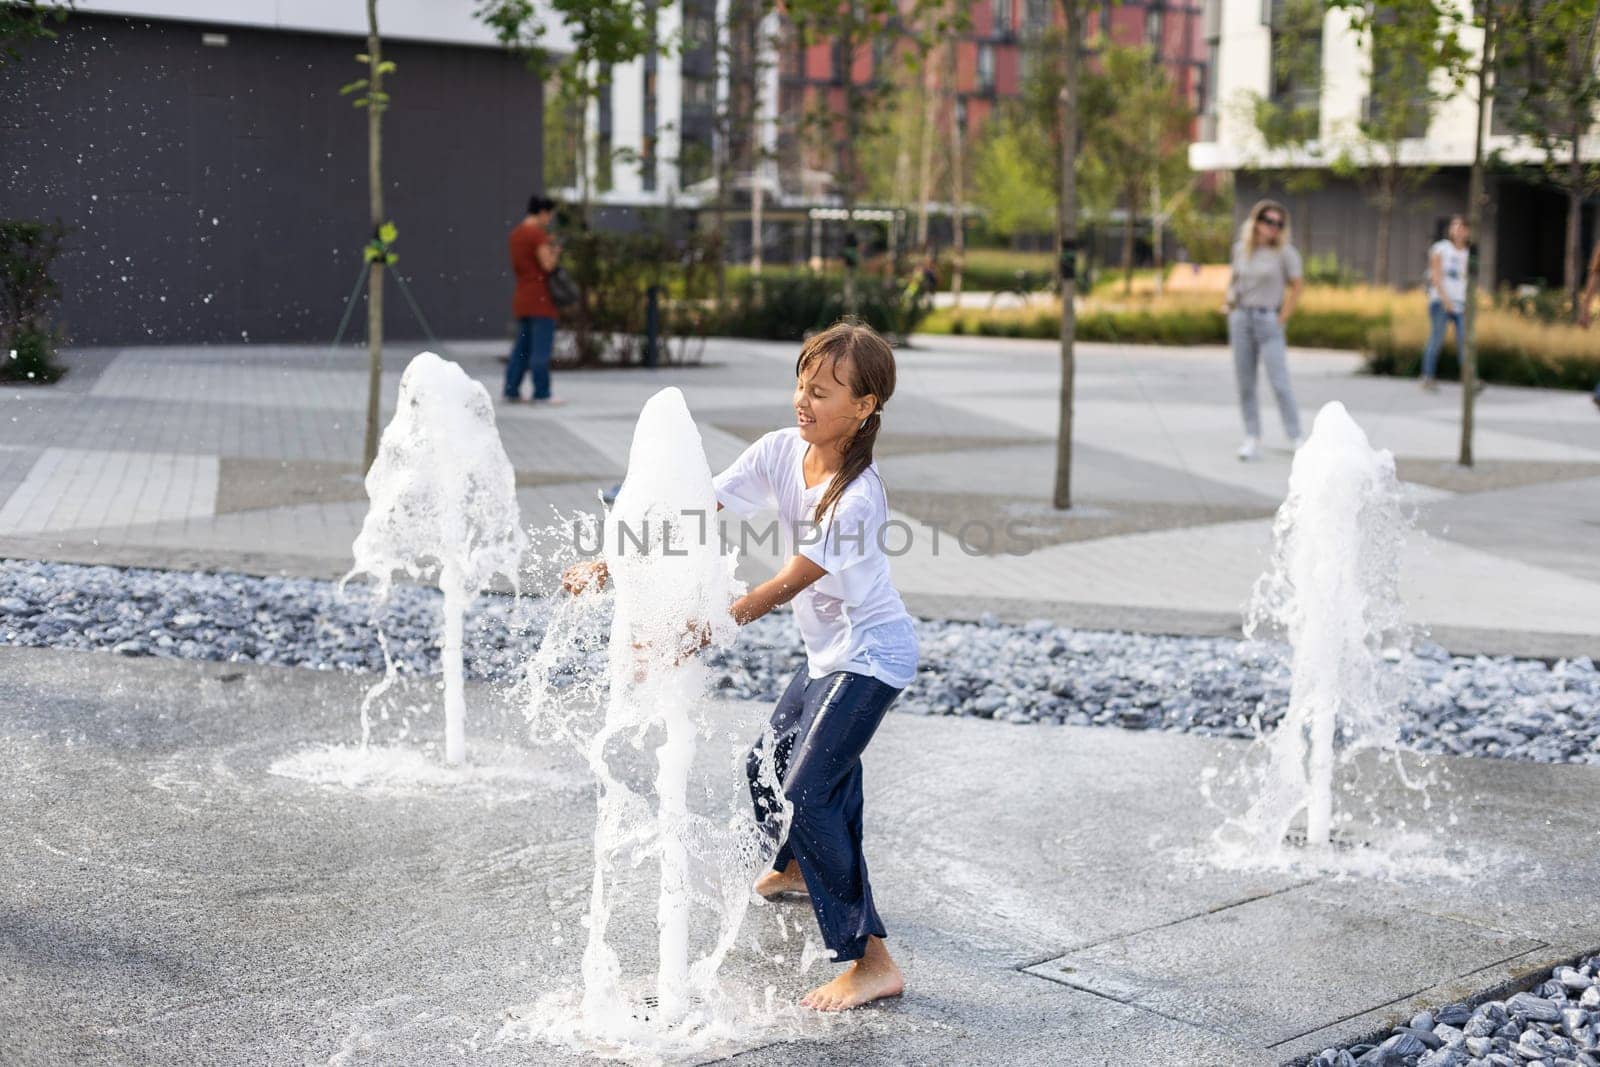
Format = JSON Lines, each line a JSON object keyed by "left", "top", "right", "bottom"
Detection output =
{"left": 1421, "top": 299, "right": 1463, "bottom": 380}
{"left": 504, "top": 315, "right": 555, "bottom": 400}
{"left": 747, "top": 668, "right": 902, "bottom": 963}
{"left": 1229, "top": 307, "right": 1301, "bottom": 440}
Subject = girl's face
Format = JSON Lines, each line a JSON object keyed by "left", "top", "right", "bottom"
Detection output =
{"left": 794, "top": 356, "right": 874, "bottom": 451}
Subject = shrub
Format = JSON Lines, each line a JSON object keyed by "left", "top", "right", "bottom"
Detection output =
{"left": 714, "top": 272, "right": 930, "bottom": 341}
{"left": 922, "top": 302, "right": 1386, "bottom": 350}
{"left": 560, "top": 226, "right": 717, "bottom": 366}
{"left": 0, "top": 218, "right": 70, "bottom": 384}
{"left": 1302, "top": 251, "right": 1362, "bottom": 288}
{"left": 1365, "top": 309, "right": 1600, "bottom": 391}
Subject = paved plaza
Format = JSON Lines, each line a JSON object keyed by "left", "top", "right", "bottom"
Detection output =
{"left": 5, "top": 647, "right": 1598, "bottom": 1067}
{"left": 2, "top": 335, "right": 1597, "bottom": 656}
{"left": 3, "top": 335, "right": 1600, "bottom": 1067}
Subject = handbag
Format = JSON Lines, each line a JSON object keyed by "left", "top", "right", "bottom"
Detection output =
{"left": 547, "top": 265, "right": 580, "bottom": 309}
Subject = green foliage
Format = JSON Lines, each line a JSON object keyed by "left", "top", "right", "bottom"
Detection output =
{"left": 1167, "top": 199, "right": 1234, "bottom": 263}
{"left": 1302, "top": 251, "right": 1361, "bottom": 287}
{"left": 363, "top": 222, "right": 398, "bottom": 265}
{"left": 971, "top": 114, "right": 1058, "bottom": 239}
{"left": 1081, "top": 43, "right": 1194, "bottom": 209}
{"left": 557, "top": 225, "right": 719, "bottom": 365}
{"left": 1495, "top": 0, "right": 1600, "bottom": 225}
{"left": 0, "top": 0, "right": 72, "bottom": 65}
{"left": 714, "top": 273, "right": 933, "bottom": 341}
{"left": 0, "top": 218, "right": 71, "bottom": 384}
{"left": 475, "top": 0, "right": 655, "bottom": 78}
{"left": 1247, "top": 0, "right": 1327, "bottom": 148}
{"left": 341, "top": 53, "right": 395, "bottom": 112}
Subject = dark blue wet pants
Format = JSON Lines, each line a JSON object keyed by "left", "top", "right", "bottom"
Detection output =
{"left": 746, "top": 668, "right": 902, "bottom": 963}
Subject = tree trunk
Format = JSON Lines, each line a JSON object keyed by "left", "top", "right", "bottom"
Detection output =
{"left": 1374, "top": 165, "right": 1396, "bottom": 287}
{"left": 948, "top": 33, "right": 965, "bottom": 301}
{"left": 1151, "top": 170, "right": 1164, "bottom": 297}
{"left": 1566, "top": 133, "right": 1583, "bottom": 318}
{"left": 1053, "top": 0, "right": 1083, "bottom": 510}
{"left": 840, "top": 10, "right": 860, "bottom": 315}
{"left": 1460, "top": 3, "right": 1496, "bottom": 469}
{"left": 915, "top": 41, "right": 941, "bottom": 249}
{"left": 362, "top": 0, "right": 385, "bottom": 474}
{"left": 1121, "top": 189, "right": 1136, "bottom": 295}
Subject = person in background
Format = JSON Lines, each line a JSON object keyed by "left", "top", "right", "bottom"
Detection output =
{"left": 1578, "top": 241, "right": 1600, "bottom": 412}
{"left": 1420, "top": 215, "right": 1471, "bottom": 392}
{"left": 504, "top": 194, "right": 563, "bottom": 405}
{"left": 1224, "top": 199, "right": 1304, "bottom": 461}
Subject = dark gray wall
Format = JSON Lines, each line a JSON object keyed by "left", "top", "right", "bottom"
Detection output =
{"left": 2, "top": 14, "right": 543, "bottom": 346}
{"left": 1235, "top": 169, "right": 1478, "bottom": 286}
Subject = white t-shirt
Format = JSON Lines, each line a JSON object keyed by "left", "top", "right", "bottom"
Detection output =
{"left": 1427, "top": 239, "right": 1469, "bottom": 305}
{"left": 713, "top": 428, "right": 919, "bottom": 689}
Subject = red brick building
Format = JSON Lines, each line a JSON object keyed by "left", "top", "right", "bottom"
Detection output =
{"left": 772, "top": 0, "right": 1209, "bottom": 208}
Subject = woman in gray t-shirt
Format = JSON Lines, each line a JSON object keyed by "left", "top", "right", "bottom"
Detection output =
{"left": 1225, "top": 199, "right": 1305, "bottom": 460}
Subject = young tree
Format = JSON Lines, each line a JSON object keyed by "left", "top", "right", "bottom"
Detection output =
{"left": 971, "top": 113, "right": 1058, "bottom": 238}
{"left": 1080, "top": 43, "right": 1193, "bottom": 293}
{"left": 339, "top": 0, "right": 395, "bottom": 473}
{"left": 1328, "top": 0, "right": 1480, "bottom": 463}
{"left": 1330, "top": 0, "right": 1468, "bottom": 284}
{"left": 710, "top": 0, "right": 776, "bottom": 303}
{"left": 475, "top": 0, "right": 656, "bottom": 218}
{"left": 1053, "top": 0, "right": 1088, "bottom": 509}
{"left": 1498, "top": 0, "right": 1600, "bottom": 316}
{"left": 783, "top": 0, "right": 959, "bottom": 311}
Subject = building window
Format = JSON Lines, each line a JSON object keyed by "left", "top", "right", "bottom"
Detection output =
{"left": 1366, "top": 8, "right": 1429, "bottom": 139}
{"left": 1145, "top": 2, "right": 1164, "bottom": 48}
{"left": 683, "top": 75, "right": 715, "bottom": 109}
{"left": 1099, "top": 1, "right": 1113, "bottom": 40}
{"left": 1263, "top": 0, "right": 1323, "bottom": 143}
{"left": 977, "top": 43, "right": 995, "bottom": 94}
{"left": 995, "top": 0, "right": 1014, "bottom": 37}
{"left": 1024, "top": 0, "right": 1051, "bottom": 32}
{"left": 682, "top": 9, "right": 714, "bottom": 52}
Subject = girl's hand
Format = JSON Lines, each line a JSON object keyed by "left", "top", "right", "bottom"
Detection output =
{"left": 562, "top": 560, "right": 609, "bottom": 595}
{"left": 677, "top": 619, "right": 712, "bottom": 659}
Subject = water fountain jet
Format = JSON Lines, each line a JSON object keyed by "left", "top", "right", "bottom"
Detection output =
{"left": 1236, "top": 401, "right": 1409, "bottom": 850}
{"left": 345, "top": 351, "right": 525, "bottom": 765}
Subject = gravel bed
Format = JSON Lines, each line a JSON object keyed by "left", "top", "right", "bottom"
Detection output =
{"left": 2, "top": 559, "right": 1598, "bottom": 765}
{"left": 1309, "top": 955, "right": 1600, "bottom": 1067}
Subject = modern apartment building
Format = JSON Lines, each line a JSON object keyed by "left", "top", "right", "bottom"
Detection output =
{"left": 3, "top": 1, "right": 561, "bottom": 345}
{"left": 1189, "top": 0, "right": 1598, "bottom": 286}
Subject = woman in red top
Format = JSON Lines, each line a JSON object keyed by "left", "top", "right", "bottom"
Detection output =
{"left": 504, "top": 195, "right": 563, "bottom": 403}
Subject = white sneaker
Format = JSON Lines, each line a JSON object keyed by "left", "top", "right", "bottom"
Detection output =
{"left": 1237, "top": 436, "right": 1261, "bottom": 461}
{"left": 1290, "top": 434, "right": 1305, "bottom": 450}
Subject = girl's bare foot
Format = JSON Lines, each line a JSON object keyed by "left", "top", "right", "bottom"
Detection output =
{"left": 754, "top": 858, "right": 808, "bottom": 900}
{"left": 801, "top": 936, "right": 903, "bottom": 1012}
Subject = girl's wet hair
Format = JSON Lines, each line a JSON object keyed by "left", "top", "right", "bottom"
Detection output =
{"left": 795, "top": 319, "right": 896, "bottom": 523}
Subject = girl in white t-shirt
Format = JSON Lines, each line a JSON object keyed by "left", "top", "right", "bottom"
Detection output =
{"left": 564, "top": 320, "right": 917, "bottom": 1012}
{"left": 1421, "top": 215, "right": 1471, "bottom": 390}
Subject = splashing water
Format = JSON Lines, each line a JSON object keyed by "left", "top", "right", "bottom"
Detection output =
{"left": 507, "top": 387, "right": 804, "bottom": 1059}
{"left": 1211, "top": 402, "right": 1427, "bottom": 864}
{"left": 343, "top": 352, "right": 526, "bottom": 765}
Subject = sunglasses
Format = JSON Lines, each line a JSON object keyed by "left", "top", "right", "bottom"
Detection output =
{"left": 1258, "top": 215, "right": 1285, "bottom": 229}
